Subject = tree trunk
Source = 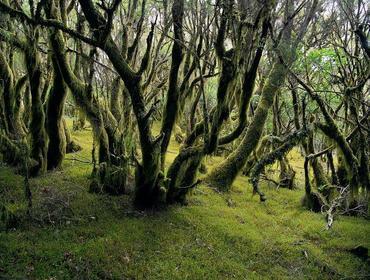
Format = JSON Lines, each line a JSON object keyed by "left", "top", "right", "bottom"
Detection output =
{"left": 46, "top": 54, "right": 68, "bottom": 170}
{"left": 26, "top": 41, "right": 48, "bottom": 176}
{"left": 160, "top": 0, "right": 185, "bottom": 168}
{"left": 205, "top": 61, "right": 289, "bottom": 190}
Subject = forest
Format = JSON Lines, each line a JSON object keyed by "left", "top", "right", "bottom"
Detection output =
{"left": 0, "top": 0, "right": 369, "bottom": 278}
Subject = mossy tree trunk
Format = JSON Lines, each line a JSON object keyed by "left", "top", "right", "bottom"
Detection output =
{"left": 46, "top": 4, "right": 110, "bottom": 162}
{"left": 249, "top": 129, "right": 309, "bottom": 200}
{"left": 306, "top": 131, "right": 330, "bottom": 189}
{"left": 1, "top": 6, "right": 49, "bottom": 175}
{"left": 272, "top": 93, "right": 296, "bottom": 189}
{"left": 0, "top": 50, "right": 27, "bottom": 137}
{"left": 205, "top": 0, "right": 318, "bottom": 191}
{"left": 63, "top": 118, "right": 81, "bottom": 153}
{"left": 291, "top": 67, "right": 363, "bottom": 195}
{"left": 290, "top": 82, "right": 331, "bottom": 205}
{"left": 25, "top": 35, "right": 48, "bottom": 176}
{"left": 160, "top": 0, "right": 185, "bottom": 168}
{"left": 46, "top": 54, "right": 68, "bottom": 170}
{"left": 110, "top": 77, "right": 123, "bottom": 123}
{"left": 46, "top": 0, "right": 131, "bottom": 195}
{"left": 165, "top": 3, "right": 271, "bottom": 203}
{"left": 205, "top": 60, "right": 290, "bottom": 190}
{"left": 78, "top": 0, "right": 186, "bottom": 208}
{"left": 0, "top": 50, "right": 14, "bottom": 135}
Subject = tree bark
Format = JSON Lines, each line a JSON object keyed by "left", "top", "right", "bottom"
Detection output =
{"left": 205, "top": 60, "right": 289, "bottom": 190}
{"left": 46, "top": 53, "right": 68, "bottom": 170}
{"left": 160, "top": 0, "right": 185, "bottom": 168}
{"left": 26, "top": 37, "right": 48, "bottom": 176}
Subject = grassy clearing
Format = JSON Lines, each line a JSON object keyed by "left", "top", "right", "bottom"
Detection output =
{"left": 0, "top": 122, "right": 369, "bottom": 279}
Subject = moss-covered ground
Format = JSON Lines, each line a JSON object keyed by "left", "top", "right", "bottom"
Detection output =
{"left": 0, "top": 121, "right": 369, "bottom": 279}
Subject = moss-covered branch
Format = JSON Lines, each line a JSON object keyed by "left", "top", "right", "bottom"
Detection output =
{"left": 250, "top": 128, "right": 309, "bottom": 201}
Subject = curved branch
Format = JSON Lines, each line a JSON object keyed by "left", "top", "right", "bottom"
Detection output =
{"left": 0, "top": 1, "right": 99, "bottom": 46}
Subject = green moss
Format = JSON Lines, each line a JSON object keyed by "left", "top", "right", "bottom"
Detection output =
{"left": 0, "top": 121, "right": 369, "bottom": 279}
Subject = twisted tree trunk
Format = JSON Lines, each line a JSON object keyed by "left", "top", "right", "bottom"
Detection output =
{"left": 46, "top": 55, "right": 68, "bottom": 170}
{"left": 205, "top": 60, "right": 290, "bottom": 190}
{"left": 25, "top": 37, "right": 48, "bottom": 176}
{"left": 205, "top": 0, "right": 318, "bottom": 191}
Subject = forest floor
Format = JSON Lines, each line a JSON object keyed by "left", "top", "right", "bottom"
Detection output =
{"left": 0, "top": 121, "right": 369, "bottom": 279}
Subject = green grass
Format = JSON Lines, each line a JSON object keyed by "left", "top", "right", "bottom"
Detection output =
{"left": 0, "top": 122, "right": 369, "bottom": 279}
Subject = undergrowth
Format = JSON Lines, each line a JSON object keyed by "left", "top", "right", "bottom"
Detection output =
{"left": 0, "top": 121, "right": 369, "bottom": 279}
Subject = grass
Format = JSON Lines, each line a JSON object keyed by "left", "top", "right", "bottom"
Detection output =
{"left": 0, "top": 121, "right": 369, "bottom": 279}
